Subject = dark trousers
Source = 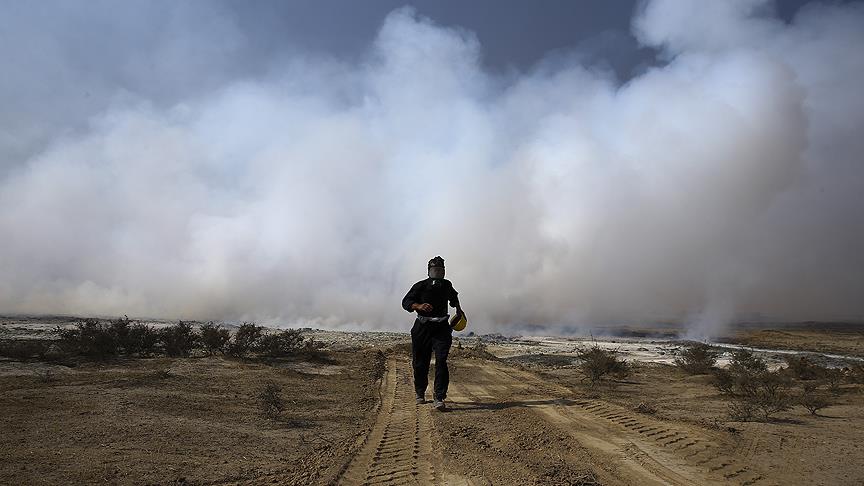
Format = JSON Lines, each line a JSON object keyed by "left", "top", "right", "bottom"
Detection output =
{"left": 410, "top": 319, "right": 452, "bottom": 400}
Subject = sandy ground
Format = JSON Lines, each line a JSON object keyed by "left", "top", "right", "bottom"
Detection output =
{"left": 727, "top": 324, "right": 864, "bottom": 358}
{"left": 2, "top": 317, "right": 864, "bottom": 485}
{"left": 0, "top": 351, "right": 385, "bottom": 485}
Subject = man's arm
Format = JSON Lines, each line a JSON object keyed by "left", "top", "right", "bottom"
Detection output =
{"left": 402, "top": 281, "right": 432, "bottom": 313}
{"left": 402, "top": 282, "right": 420, "bottom": 312}
{"left": 448, "top": 283, "right": 462, "bottom": 315}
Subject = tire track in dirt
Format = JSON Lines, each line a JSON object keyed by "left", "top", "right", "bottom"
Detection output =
{"left": 337, "top": 359, "right": 443, "bottom": 485}
{"left": 459, "top": 361, "right": 774, "bottom": 486}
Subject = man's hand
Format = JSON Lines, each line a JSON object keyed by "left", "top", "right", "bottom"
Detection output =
{"left": 412, "top": 303, "right": 433, "bottom": 313}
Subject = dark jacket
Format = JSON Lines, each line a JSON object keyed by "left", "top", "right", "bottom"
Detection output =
{"left": 402, "top": 278, "right": 460, "bottom": 318}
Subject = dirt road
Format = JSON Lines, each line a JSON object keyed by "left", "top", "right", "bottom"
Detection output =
{"left": 337, "top": 356, "right": 772, "bottom": 485}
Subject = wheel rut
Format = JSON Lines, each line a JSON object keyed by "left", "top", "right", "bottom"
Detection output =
{"left": 337, "top": 359, "right": 441, "bottom": 485}
{"left": 456, "top": 361, "right": 775, "bottom": 486}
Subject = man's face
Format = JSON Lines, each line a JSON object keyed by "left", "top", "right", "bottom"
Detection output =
{"left": 428, "top": 266, "right": 445, "bottom": 279}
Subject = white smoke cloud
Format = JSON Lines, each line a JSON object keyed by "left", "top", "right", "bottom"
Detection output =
{"left": 1, "top": 2, "right": 862, "bottom": 336}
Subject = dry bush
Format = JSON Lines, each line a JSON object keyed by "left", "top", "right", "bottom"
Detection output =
{"left": 727, "top": 399, "right": 756, "bottom": 421}
{"left": 55, "top": 318, "right": 118, "bottom": 359}
{"left": 125, "top": 322, "right": 160, "bottom": 356}
{"left": 102, "top": 316, "right": 158, "bottom": 356}
{"left": 727, "top": 348, "right": 768, "bottom": 375}
{"left": 227, "top": 323, "right": 264, "bottom": 357}
{"left": 675, "top": 343, "right": 718, "bottom": 374}
{"left": 824, "top": 368, "right": 845, "bottom": 394}
{"left": 782, "top": 355, "right": 826, "bottom": 381}
{"left": 797, "top": 383, "right": 833, "bottom": 415}
{"left": 714, "top": 349, "right": 792, "bottom": 422}
{"left": 107, "top": 316, "right": 133, "bottom": 353}
{"left": 112, "top": 320, "right": 161, "bottom": 356}
{"left": 200, "top": 322, "right": 230, "bottom": 355}
{"left": 713, "top": 368, "right": 737, "bottom": 395}
{"left": 159, "top": 321, "right": 200, "bottom": 357}
{"left": 55, "top": 317, "right": 163, "bottom": 358}
{"left": 259, "top": 382, "right": 286, "bottom": 420}
{"left": 576, "top": 345, "right": 630, "bottom": 386}
{"left": 744, "top": 372, "right": 794, "bottom": 422}
{"left": 256, "top": 329, "right": 305, "bottom": 358}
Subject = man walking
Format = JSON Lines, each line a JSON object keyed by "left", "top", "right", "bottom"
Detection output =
{"left": 402, "top": 256, "right": 463, "bottom": 411}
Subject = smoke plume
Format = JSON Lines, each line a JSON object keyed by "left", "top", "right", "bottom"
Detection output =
{"left": 1, "top": 0, "right": 863, "bottom": 336}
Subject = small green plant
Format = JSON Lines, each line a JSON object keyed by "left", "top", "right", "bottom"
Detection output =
{"left": 199, "top": 322, "right": 230, "bottom": 355}
{"left": 576, "top": 345, "right": 630, "bottom": 386}
{"left": 675, "top": 343, "right": 718, "bottom": 374}
{"left": 259, "top": 382, "right": 286, "bottom": 420}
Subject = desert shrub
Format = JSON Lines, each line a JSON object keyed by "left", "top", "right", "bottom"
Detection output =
{"left": 126, "top": 322, "right": 160, "bottom": 356}
{"left": 727, "top": 349, "right": 767, "bottom": 375}
{"left": 714, "top": 368, "right": 736, "bottom": 395}
{"left": 745, "top": 372, "right": 794, "bottom": 421}
{"left": 54, "top": 318, "right": 160, "bottom": 358}
{"left": 727, "top": 399, "right": 756, "bottom": 421}
{"left": 107, "top": 316, "right": 133, "bottom": 353}
{"left": 797, "top": 383, "right": 833, "bottom": 415}
{"left": 714, "top": 349, "right": 767, "bottom": 395}
{"left": 226, "top": 323, "right": 264, "bottom": 357}
{"left": 55, "top": 318, "right": 118, "bottom": 359}
{"left": 259, "top": 382, "right": 285, "bottom": 419}
{"left": 824, "top": 368, "right": 845, "bottom": 394}
{"left": 724, "top": 372, "right": 793, "bottom": 422}
{"left": 714, "top": 352, "right": 793, "bottom": 422}
{"left": 200, "top": 322, "right": 230, "bottom": 355}
{"left": 782, "top": 355, "right": 827, "bottom": 381}
{"left": 110, "top": 317, "right": 160, "bottom": 356}
{"left": 675, "top": 343, "right": 718, "bottom": 374}
{"left": 256, "top": 329, "right": 305, "bottom": 357}
{"left": 576, "top": 345, "right": 630, "bottom": 386}
{"left": 159, "top": 321, "right": 199, "bottom": 357}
